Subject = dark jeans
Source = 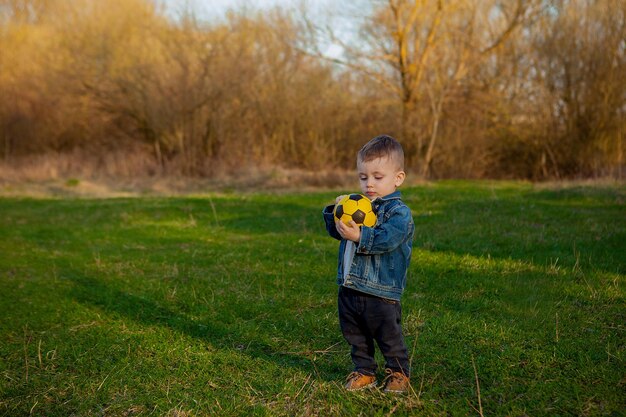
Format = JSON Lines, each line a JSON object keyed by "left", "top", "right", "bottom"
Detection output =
{"left": 338, "top": 286, "right": 410, "bottom": 377}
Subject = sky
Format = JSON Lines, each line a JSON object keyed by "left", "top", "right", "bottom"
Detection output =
{"left": 158, "top": 0, "right": 328, "bottom": 21}
{"left": 157, "top": 0, "right": 349, "bottom": 57}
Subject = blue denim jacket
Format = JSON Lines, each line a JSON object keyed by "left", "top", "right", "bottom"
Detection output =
{"left": 323, "top": 191, "right": 414, "bottom": 301}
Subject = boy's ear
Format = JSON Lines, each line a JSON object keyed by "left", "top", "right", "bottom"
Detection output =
{"left": 395, "top": 171, "right": 406, "bottom": 187}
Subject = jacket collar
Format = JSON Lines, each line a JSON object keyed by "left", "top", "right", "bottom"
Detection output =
{"left": 372, "top": 190, "right": 402, "bottom": 209}
{"left": 379, "top": 190, "right": 402, "bottom": 201}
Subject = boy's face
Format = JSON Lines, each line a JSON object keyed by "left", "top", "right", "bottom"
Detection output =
{"left": 357, "top": 156, "right": 405, "bottom": 200}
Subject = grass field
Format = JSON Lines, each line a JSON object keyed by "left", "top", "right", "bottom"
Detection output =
{"left": 1, "top": 181, "right": 624, "bottom": 416}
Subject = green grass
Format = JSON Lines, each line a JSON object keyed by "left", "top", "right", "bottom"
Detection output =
{"left": 1, "top": 181, "right": 624, "bottom": 416}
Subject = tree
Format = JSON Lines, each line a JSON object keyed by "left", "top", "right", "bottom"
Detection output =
{"left": 530, "top": 0, "right": 626, "bottom": 177}
{"left": 317, "top": 0, "right": 538, "bottom": 177}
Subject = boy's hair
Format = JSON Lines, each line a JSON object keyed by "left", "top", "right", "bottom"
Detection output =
{"left": 357, "top": 135, "right": 405, "bottom": 170}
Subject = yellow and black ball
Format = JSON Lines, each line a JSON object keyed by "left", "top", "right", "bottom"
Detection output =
{"left": 334, "top": 194, "right": 377, "bottom": 227}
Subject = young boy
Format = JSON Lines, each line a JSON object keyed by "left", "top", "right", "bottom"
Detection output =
{"left": 323, "top": 134, "right": 415, "bottom": 393}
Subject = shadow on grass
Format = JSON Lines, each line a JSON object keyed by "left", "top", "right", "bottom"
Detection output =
{"left": 68, "top": 273, "right": 340, "bottom": 382}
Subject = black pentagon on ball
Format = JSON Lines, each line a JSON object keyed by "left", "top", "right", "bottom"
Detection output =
{"left": 335, "top": 205, "right": 344, "bottom": 218}
{"left": 352, "top": 209, "right": 366, "bottom": 224}
{"left": 349, "top": 194, "right": 363, "bottom": 201}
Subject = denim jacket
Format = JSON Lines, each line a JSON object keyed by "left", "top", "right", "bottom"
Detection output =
{"left": 323, "top": 191, "right": 414, "bottom": 301}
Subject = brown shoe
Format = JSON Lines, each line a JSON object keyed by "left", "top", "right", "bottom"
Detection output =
{"left": 382, "top": 369, "right": 410, "bottom": 393}
{"left": 345, "top": 371, "right": 377, "bottom": 391}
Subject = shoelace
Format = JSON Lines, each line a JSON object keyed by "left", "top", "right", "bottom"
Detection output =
{"left": 383, "top": 369, "right": 406, "bottom": 384}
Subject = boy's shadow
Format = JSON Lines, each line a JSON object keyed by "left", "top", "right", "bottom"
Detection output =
{"left": 69, "top": 274, "right": 340, "bottom": 382}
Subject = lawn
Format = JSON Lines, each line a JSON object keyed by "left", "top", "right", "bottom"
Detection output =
{"left": 0, "top": 181, "right": 624, "bottom": 416}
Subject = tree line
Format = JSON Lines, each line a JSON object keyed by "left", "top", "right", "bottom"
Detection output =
{"left": 0, "top": 0, "right": 624, "bottom": 180}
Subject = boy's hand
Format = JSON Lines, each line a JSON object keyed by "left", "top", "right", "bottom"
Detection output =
{"left": 336, "top": 219, "right": 361, "bottom": 243}
{"left": 335, "top": 195, "right": 347, "bottom": 204}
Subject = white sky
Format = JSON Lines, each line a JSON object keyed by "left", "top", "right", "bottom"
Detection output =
{"left": 157, "top": 0, "right": 361, "bottom": 58}
{"left": 158, "top": 0, "right": 328, "bottom": 21}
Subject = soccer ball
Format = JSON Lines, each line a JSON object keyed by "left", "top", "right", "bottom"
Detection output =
{"left": 334, "top": 194, "right": 377, "bottom": 227}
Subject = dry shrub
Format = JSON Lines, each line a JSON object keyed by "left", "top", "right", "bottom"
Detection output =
{"left": 0, "top": 0, "right": 623, "bottom": 181}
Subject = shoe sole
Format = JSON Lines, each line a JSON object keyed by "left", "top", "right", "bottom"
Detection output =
{"left": 383, "top": 388, "right": 407, "bottom": 394}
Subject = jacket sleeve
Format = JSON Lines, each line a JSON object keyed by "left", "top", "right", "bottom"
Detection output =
{"left": 356, "top": 205, "right": 412, "bottom": 254}
{"left": 322, "top": 204, "right": 342, "bottom": 241}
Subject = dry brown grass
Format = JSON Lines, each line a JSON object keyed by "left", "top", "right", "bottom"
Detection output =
{"left": 0, "top": 154, "right": 363, "bottom": 197}
{"left": 2, "top": 152, "right": 618, "bottom": 199}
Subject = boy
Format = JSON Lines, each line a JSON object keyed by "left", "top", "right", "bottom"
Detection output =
{"left": 323, "top": 134, "right": 414, "bottom": 393}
